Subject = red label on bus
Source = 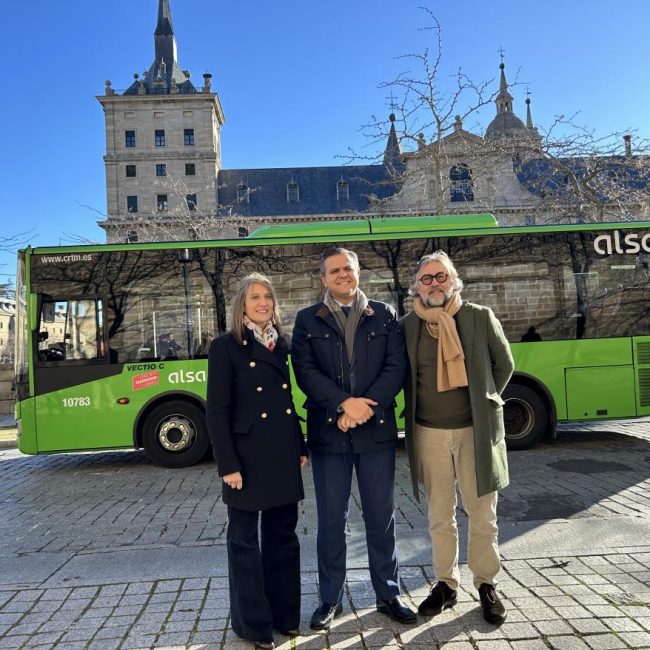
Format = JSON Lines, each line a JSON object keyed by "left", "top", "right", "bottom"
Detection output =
{"left": 132, "top": 371, "right": 159, "bottom": 391}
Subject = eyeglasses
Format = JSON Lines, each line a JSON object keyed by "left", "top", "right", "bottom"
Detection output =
{"left": 417, "top": 272, "right": 449, "bottom": 285}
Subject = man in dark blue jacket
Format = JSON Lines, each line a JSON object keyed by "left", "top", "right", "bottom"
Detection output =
{"left": 292, "top": 246, "right": 416, "bottom": 630}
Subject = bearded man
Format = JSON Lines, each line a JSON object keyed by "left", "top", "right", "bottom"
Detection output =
{"left": 400, "top": 251, "right": 514, "bottom": 625}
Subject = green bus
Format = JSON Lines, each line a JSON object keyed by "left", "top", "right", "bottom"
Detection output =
{"left": 14, "top": 213, "right": 650, "bottom": 467}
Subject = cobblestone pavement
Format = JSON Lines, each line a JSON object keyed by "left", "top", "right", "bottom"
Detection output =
{"left": 0, "top": 420, "right": 648, "bottom": 649}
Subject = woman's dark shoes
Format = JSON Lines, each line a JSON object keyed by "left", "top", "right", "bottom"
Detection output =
{"left": 376, "top": 596, "right": 417, "bottom": 623}
{"left": 276, "top": 628, "right": 300, "bottom": 638}
{"left": 310, "top": 601, "right": 343, "bottom": 630}
{"left": 418, "top": 581, "right": 458, "bottom": 616}
{"left": 252, "top": 641, "right": 275, "bottom": 650}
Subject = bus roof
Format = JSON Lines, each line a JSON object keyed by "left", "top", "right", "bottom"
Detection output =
{"left": 18, "top": 214, "right": 650, "bottom": 256}
{"left": 247, "top": 213, "right": 498, "bottom": 238}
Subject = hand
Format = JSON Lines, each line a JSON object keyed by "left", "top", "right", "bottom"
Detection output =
{"left": 341, "top": 397, "right": 378, "bottom": 426}
{"left": 337, "top": 413, "right": 356, "bottom": 432}
{"left": 223, "top": 471, "right": 243, "bottom": 490}
{"left": 299, "top": 455, "right": 308, "bottom": 467}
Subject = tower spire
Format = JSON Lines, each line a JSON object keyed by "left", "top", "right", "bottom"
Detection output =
{"left": 525, "top": 91, "right": 534, "bottom": 129}
{"left": 495, "top": 61, "right": 514, "bottom": 115}
{"left": 383, "top": 113, "right": 402, "bottom": 167}
{"left": 155, "top": 0, "right": 174, "bottom": 36}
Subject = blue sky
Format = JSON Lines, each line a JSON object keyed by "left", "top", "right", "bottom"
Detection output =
{"left": 1, "top": 0, "right": 649, "bottom": 286}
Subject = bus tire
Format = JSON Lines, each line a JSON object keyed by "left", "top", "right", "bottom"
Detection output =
{"left": 503, "top": 384, "right": 547, "bottom": 450}
{"left": 142, "top": 400, "right": 209, "bottom": 468}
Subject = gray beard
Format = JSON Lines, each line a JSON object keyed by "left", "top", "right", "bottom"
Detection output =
{"left": 423, "top": 292, "right": 449, "bottom": 308}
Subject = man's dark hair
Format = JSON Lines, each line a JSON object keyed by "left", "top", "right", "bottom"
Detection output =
{"left": 319, "top": 246, "right": 359, "bottom": 275}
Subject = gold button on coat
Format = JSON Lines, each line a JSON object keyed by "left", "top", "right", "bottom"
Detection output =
{"left": 249, "top": 361, "right": 256, "bottom": 367}
{"left": 286, "top": 408, "right": 292, "bottom": 414}
{"left": 256, "top": 386, "right": 263, "bottom": 392}
{"left": 282, "top": 383, "right": 288, "bottom": 389}
{"left": 261, "top": 412, "right": 267, "bottom": 419}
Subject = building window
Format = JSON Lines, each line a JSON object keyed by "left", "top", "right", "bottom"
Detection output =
{"left": 336, "top": 179, "right": 349, "bottom": 201}
{"left": 126, "top": 230, "right": 139, "bottom": 243}
{"left": 188, "top": 228, "right": 199, "bottom": 241}
{"left": 157, "top": 194, "right": 168, "bottom": 211}
{"left": 238, "top": 227, "right": 249, "bottom": 238}
{"left": 155, "top": 130, "right": 165, "bottom": 146}
{"left": 286, "top": 181, "right": 299, "bottom": 202}
{"left": 237, "top": 183, "right": 249, "bottom": 204}
{"left": 184, "top": 128, "right": 195, "bottom": 145}
{"left": 449, "top": 163, "right": 474, "bottom": 202}
{"left": 125, "top": 165, "right": 136, "bottom": 177}
{"left": 156, "top": 164, "right": 167, "bottom": 177}
{"left": 127, "top": 196, "right": 138, "bottom": 213}
{"left": 186, "top": 194, "right": 197, "bottom": 210}
{"left": 125, "top": 130, "right": 136, "bottom": 147}
{"left": 185, "top": 163, "right": 196, "bottom": 176}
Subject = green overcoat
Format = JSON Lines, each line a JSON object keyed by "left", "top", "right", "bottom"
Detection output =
{"left": 400, "top": 301, "right": 515, "bottom": 500}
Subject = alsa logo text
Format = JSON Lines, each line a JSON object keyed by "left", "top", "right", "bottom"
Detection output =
{"left": 169, "top": 370, "right": 207, "bottom": 384}
{"left": 593, "top": 231, "right": 650, "bottom": 255}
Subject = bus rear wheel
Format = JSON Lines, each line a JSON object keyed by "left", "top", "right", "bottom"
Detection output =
{"left": 142, "top": 401, "right": 209, "bottom": 468}
{"left": 503, "top": 384, "right": 547, "bottom": 450}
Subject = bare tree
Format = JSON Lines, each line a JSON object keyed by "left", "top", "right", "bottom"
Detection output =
{"left": 346, "top": 7, "right": 650, "bottom": 225}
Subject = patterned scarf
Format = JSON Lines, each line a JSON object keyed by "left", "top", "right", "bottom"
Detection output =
{"left": 243, "top": 316, "right": 278, "bottom": 351}
{"left": 413, "top": 292, "right": 468, "bottom": 392}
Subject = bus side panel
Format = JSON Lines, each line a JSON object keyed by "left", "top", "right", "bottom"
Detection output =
{"left": 634, "top": 337, "right": 650, "bottom": 417}
{"left": 16, "top": 398, "right": 38, "bottom": 455}
{"left": 34, "top": 361, "right": 208, "bottom": 453}
{"left": 511, "top": 338, "right": 635, "bottom": 422}
{"left": 566, "top": 366, "right": 635, "bottom": 420}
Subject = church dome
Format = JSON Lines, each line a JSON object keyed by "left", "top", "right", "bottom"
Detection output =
{"left": 485, "top": 111, "right": 527, "bottom": 139}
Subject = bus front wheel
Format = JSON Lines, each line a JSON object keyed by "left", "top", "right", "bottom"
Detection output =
{"left": 142, "top": 401, "right": 210, "bottom": 468}
{"left": 503, "top": 384, "right": 547, "bottom": 450}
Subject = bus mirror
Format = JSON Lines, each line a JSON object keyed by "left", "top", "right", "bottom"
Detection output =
{"left": 42, "top": 302, "right": 55, "bottom": 323}
{"left": 38, "top": 331, "right": 49, "bottom": 342}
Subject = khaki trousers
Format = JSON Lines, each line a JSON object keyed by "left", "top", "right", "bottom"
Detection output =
{"left": 415, "top": 424, "right": 500, "bottom": 590}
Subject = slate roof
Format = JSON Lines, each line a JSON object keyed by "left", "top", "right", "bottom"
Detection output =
{"left": 514, "top": 156, "right": 650, "bottom": 198}
{"left": 217, "top": 164, "right": 404, "bottom": 218}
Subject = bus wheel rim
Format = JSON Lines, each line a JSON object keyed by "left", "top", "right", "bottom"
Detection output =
{"left": 158, "top": 416, "right": 194, "bottom": 452}
{"left": 505, "top": 398, "right": 535, "bottom": 439}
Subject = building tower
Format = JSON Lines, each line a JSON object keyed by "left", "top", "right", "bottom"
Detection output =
{"left": 97, "top": 0, "right": 225, "bottom": 243}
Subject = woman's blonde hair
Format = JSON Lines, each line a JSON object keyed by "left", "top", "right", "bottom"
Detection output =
{"left": 230, "top": 272, "right": 282, "bottom": 345}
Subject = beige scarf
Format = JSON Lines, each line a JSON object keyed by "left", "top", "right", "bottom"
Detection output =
{"left": 414, "top": 292, "right": 468, "bottom": 392}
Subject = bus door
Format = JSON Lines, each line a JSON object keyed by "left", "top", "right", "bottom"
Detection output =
{"left": 33, "top": 296, "right": 123, "bottom": 451}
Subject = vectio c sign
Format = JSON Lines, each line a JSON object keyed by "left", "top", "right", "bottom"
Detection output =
{"left": 593, "top": 230, "right": 650, "bottom": 255}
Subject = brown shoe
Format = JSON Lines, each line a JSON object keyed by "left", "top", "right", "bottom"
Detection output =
{"left": 478, "top": 583, "right": 506, "bottom": 624}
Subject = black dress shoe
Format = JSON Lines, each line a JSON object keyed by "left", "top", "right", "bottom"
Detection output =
{"left": 418, "top": 581, "right": 458, "bottom": 616}
{"left": 376, "top": 596, "right": 417, "bottom": 623}
{"left": 310, "top": 602, "right": 343, "bottom": 630}
{"left": 478, "top": 583, "right": 507, "bottom": 624}
{"left": 252, "top": 641, "right": 274, "bottom": 650}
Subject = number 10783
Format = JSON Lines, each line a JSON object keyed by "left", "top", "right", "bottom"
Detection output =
{"left": 62, "top": 397, "right": 91, "bottom": 407}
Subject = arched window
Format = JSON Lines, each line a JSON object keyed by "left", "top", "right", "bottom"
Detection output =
{"left": 286, "top": 181, "right": 299, "bottom": 202}
{"left": 449, "top": 163, "right": 474, "bottom": 202}
{"left": 126, "top": 230, "right": 139, "bottom": 244}
{"left": 336, "top": 179, "right": 349, "bottom": 201}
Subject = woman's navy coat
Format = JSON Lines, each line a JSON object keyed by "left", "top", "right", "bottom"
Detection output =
{"left": 206, "top": 331, "right": 307, "bottom": 511}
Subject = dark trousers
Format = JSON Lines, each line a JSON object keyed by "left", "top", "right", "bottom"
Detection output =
{"left": 227, "top": 502, "right": 300, "bottom": 642}
{"left": 311, "top": 447, "right": 399, "bottom": 604}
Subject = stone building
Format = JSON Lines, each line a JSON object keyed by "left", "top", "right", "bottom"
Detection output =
{"left": 97, "top": 1, "right": 648, "bottom": 243}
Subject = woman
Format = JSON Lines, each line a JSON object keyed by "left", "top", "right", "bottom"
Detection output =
{"left": 206, "top": 273, "right": 308, "bottom": 650}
